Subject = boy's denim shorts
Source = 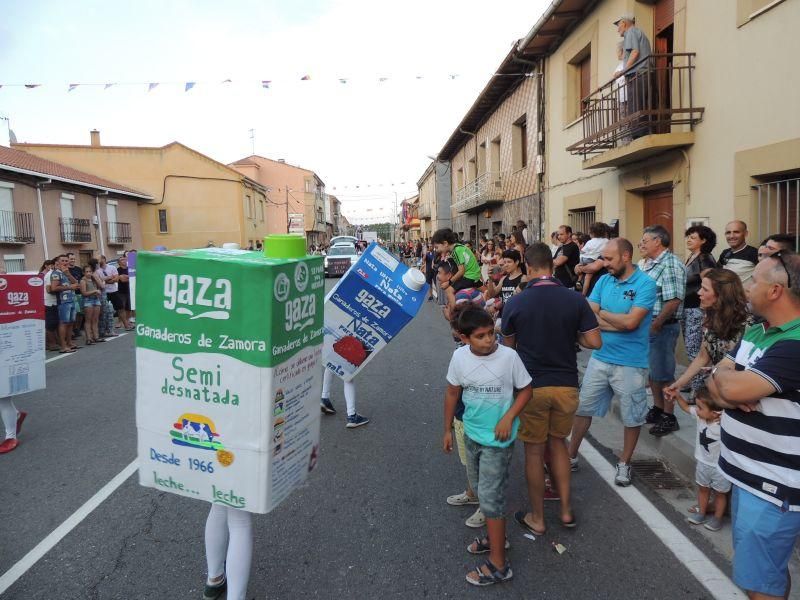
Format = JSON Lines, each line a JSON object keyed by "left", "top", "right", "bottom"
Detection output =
{"left": 731, "top": 486, "right": 800, "bottom": 597}
{"left": 648, "top": 321, "right": 680, "bottom": 382}
{"left": 464, "top": 436, "right": 514, "bottom": 519}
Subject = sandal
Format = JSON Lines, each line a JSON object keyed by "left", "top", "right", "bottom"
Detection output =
{"left": 95, "top": 338, "right": 106, "bottom": 343}
{"left": 687, "top": 505, "right": 700, "bottom": 514}
{"left": 59, "top": 348, "right": 77, "bottom": 354}
{"left": 560, "top": 513, "right": 578, "bottom": 529}
{"left": 514, "top": 511, "right": 546, "bottom": 536}
{"left": 467, "top": 537, "right": 511, "bottom": 555}
{"left": 466, "top": 559, "right": 513, "bottom": 586}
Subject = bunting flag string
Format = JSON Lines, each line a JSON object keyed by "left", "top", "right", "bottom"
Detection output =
{"left": 0, "top": 71, "right": 537, "bottom": 93}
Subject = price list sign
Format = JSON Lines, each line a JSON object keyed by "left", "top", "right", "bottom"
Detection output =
{"left": 0, "top": 274, "right": 46, "bottom": 397}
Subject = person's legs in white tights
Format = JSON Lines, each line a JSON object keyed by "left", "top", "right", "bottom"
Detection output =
{"left": 0, "top": 398, "right": 18, "bottom": 440}
{"left": 322, "top": 370, "right": 358, "bottom": 416}
{"left": 204, "top": 504, "right": 253, "bottom": 600}
{"left": 343, "top": 380, "right": 357, "bottom": 417}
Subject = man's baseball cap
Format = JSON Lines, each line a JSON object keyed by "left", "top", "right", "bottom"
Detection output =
{"left": 613, "top": 12, "right": 635, "bottom": 25}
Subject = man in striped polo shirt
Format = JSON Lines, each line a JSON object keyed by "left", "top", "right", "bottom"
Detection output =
{"left": 707, "top": 251, "right": 800, "bottom": 599}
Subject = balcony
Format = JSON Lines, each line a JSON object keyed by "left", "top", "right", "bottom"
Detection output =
{"left": 59, "top": 217, "right": 92, "bottom": 244}
{"left": 567, "top": 54, "right": 704, "bottom": 169}
{"left": 0, "top": 211, "right": 35, "bottom": 244}
{"left": 107, "top": 221, "right": 132, "bottom": 245}
{"left": 453, "top": 172, "right": 506, "bottom": 214}
{"left": 418, "top": 204, "right": 431, "bottom": 219}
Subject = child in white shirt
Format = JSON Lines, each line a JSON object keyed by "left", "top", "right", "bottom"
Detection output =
{"left": 575, "top": 223, "right": 609, "bottom": 294}
{"left": 674, "top": 384, "right": 729, "bottom": 532}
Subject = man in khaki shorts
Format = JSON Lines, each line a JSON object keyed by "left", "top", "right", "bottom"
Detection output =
{"left": 502, "top": 243, "right": 601, "bottom": 536}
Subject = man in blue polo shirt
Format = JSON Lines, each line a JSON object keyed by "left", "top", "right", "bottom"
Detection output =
{"left": 568, "top": 238, "right": 657, "bottom": 486}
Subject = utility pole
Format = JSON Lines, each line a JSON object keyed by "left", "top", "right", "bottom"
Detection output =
{"left": 285, "top": 186, "right": 290, "bottom": 233}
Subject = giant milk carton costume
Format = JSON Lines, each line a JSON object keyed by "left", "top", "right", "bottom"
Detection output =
{"left": 323, "top": 242, "right": 427, "bottom": 382}
{"left": 0, "top": 273, "right": 45, "bottom": 396}
{"left": 136, "top": 236, "right": 324, "bottom": 513}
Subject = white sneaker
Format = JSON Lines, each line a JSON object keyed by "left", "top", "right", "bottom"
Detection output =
{"left": 465, "top": 507, "right": 485, "bottom": 528}
{"left": 446, "top": 491, "right": 479, "bottom": 506}
{"left": 614, "top": 462, "right": 632, "bottom": 486}
{"left": 570, "top": 456, "right": 579, "bottom": 471}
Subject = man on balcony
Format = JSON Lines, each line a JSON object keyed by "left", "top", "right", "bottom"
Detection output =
{"left": 613, "top": 13, "right": 653, "bottom": 139}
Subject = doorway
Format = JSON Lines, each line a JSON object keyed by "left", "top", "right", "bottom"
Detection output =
{"left": 653, "top": 0, "right": 674, "bottom": 133}
{"left": 643, "top": 188, "right": 674, "bottom": 244}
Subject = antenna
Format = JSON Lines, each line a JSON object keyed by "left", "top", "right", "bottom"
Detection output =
{"left": 0, "top": 115, "right": 12, "bottom": 145}
{"left": 249, "top": 128, "right": 255, "bottom": 155}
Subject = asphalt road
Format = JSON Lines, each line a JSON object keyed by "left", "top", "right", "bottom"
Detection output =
{"left": 1, "top": 281, "right": 722, "bottom": 599}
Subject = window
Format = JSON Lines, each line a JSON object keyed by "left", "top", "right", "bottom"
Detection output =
{"left": 0, "top": 184, "right": 15, "bottom": 241}
{"left": 245, "top": 194, "right": 254, "bottom": 219}
{"left": 566, "top": 43, "right": 592, "bottom": 123}
{"left": 477, "top": 142, "right": 487, "bottom": 175}
{"left": 60, "top": 194, "right": 75, "bottom": 243}
{"left": 467, "top": 158, "right": 477, "bottom": 183}
{"left": 512, "top": 115, "right": 528, "bottom": 171}
{"left": 158, "top": 209, "right": 169, "bottom": 233}
{"left": 490, "top": 137, "right": 501, "bottom": 172}
{"left": 3, "top": 254, "right": 25, "bottom": 273}
{"left": 753, "top": 174, "right": 800, "bottom": 243}
{"left": 568, "top": 206, "right": 597, "bottom": 235}
{"left": 456, "top": 167, "right": 464, "bottom": 190}
{"left": 579, "top": 56, "right": 591, "bottom": 114}
{"left": 107, "top": 200, "right": 119, "bottom": 241}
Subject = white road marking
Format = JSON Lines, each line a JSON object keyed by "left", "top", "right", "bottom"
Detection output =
{"left": 45, "top": 332, "right": 129, "bottom": 364}
{"left": 579, "top": 440, "right": 745, "bottom": 599}
{"left": 0, "top": 460, "right": 139, "bottom": 595}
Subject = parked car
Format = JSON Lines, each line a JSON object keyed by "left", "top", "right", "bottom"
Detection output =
{"left": 324, "top": 244, "right": 358, "bottom": 277}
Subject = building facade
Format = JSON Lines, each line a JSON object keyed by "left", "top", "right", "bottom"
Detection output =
{"left": 417, "top": 160, "right": 453, "bottom": 238}
{"left": 229, "top": 155, "right": 328, "bottom": 246}
{"left": 517, "top": 0, "right": 800, "bottom": 249}
{"left": 432, "top": 46, "right": 543, "bottom": 245}
{"left": 14, "top": 134, "right": 268, "bottom": 251}
{"left": 0, "top": 145, "right": 149, "bottom": 271}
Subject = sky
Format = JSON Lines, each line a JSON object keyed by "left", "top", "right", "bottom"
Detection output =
{"left": 0, "top": 0, "right": 549, "bottom": 224}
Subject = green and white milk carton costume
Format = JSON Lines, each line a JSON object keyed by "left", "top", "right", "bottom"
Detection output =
{"left": 136, "top": 235, "right": 324, "bottom": 513}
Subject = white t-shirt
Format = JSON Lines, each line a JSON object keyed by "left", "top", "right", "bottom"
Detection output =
{"left": 446, "top": 344, "right": 532, "bottom": 448}
{"left": 43, "top": 270, "right": 57, "bottom": 307}
{"left": 690, "top": 406, "right": 722, "bottom": 466}
{"left": 99, "top": 264, "right": 119, "bottom": 293}
{"left": 615, "top": 60, "right": 627, "bottom": 102}
{"left": 580, "top": 237, "right": 609, "bottom": 263}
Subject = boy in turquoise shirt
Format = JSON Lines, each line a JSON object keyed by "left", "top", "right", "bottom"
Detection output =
{"left": 443, "top": 307, "right": 532, "bottom": 586}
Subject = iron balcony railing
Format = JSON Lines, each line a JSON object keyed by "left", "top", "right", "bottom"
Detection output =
{"left": 453, "top": 172, "right": 506, "bottom": 213}
{"left": 59, "top": 217, "right": 92, "bottom": 243}
{"left": 107, "top": 221, "right": 132, "bottom": 245}
{"left": 0, "top": 210, "right": 35, "bottom": 244}
{"left": 567, "top": 53, "right": 704, "bottom": 157}
{"left": 753, "top": 177, "right": 799, "bottom": 250}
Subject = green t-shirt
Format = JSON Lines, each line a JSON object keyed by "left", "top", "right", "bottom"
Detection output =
{"left": 451, "top": 244, "right": 481, "bottom": 282}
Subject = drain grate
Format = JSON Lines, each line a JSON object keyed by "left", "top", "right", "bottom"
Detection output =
{"left": 630, "top": 460, "right": 686, "bottom": 489}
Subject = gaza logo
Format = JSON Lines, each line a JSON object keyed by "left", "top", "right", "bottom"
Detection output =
{"left": 163, "top": 274, "right": 231, "bottom": 320}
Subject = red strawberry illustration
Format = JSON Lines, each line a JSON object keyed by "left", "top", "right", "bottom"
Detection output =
{"left": 333, "top": 335, "right": 369, "bottom": 367}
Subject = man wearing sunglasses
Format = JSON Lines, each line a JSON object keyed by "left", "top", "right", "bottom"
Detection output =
{"left": 706, "top": 251, "right": 800, "bottom": 600}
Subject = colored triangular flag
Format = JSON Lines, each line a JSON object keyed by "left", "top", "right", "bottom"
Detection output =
{"left": 104, "top": 83, "right": 114, "bottom": 90}
{"left": 416, "top": 75, "right": 424, "bottom": 80}
{"left": 300, "top": 75, "right": 311, "bottom": 81}
{"left": 379, "top": 77, "right": 388, "bottom": 82}
{"left": 24, "top": 84, "right": 40, "bottom": 89}
{"left": 185, "top": 82, "right": 196, "bottom": 92}
{"left": 148, "top": 82, "right": 159, "bottom": 92}
{"left": 339, "top": 78, "right": 348, "bottom": 84}
{"left": 221, "top": 79, "right": 232, "bottom": 84}
{"left": 68, "top": 83, "right": 79, "bottom": 92}
{"left": 261, "top": 80, "right": 271, "bottom": 88}
{"left": 448, "top": 74, "right": 458, "bottom": 80}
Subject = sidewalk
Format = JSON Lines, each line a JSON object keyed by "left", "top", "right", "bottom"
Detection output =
{"left": 575, "top": 349, "right": 800, "bottom": 584}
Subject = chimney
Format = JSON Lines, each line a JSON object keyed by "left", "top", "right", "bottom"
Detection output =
{"left": 90, "top": 129, "right": 101, "bottom": 147}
